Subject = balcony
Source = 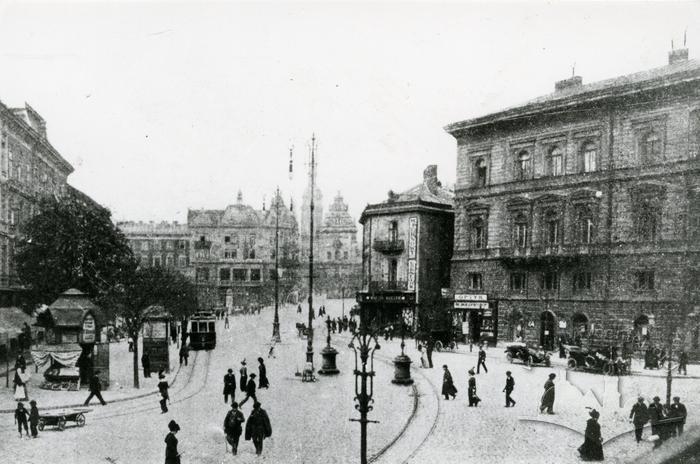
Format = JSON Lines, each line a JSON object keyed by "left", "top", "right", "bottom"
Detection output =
{"left": 368, "top": 280, "right": 408, "bottom": 292}
{"left": 372, "top": 239, "right": 405, "bottom": 255}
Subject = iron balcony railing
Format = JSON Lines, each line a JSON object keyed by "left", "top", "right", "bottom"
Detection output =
{"left": 368, "top": 280, "right": 408, "bottom": 291}
{"left": 372, "top": 239, "right": 405, "bottom": 254}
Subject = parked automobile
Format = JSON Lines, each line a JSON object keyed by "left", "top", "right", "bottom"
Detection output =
{"left": 504, "top": 342, "right": 551, "bottom": 367}
{"left": 565, "top": 345, "right": 629, "bottom": 375}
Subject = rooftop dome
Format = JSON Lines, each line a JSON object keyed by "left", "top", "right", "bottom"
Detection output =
{"left": 222, "top": 203, "right": 260, "bottom": 226}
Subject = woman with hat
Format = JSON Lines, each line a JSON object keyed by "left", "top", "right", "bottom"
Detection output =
{"left": 257, "top": 357, "right": 269, "bottom": 389}
{"left": 578, "top": 409, "right": 603, "bottom": 461}
{"left": 239, "top": 359, "right": 248, "bottom": 392}
{"left": 165, "top": 420, "right": 181, "bottom": 464}
{"left": 441, "top": 365, "right": 457, "bottom": 400}
{"left": 468, "top": 369, "right": 480, "bottom": 407}
{"left": 158, "top": 372, "right": 170, "bottom": 413}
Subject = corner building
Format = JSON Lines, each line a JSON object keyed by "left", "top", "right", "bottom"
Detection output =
{"left": 446, "top": 49, "right": 700, "bottom": 357}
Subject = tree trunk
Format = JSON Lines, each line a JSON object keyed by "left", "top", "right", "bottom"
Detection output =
{"left": 132, "top": 332, "right": 140, "bottom": 389}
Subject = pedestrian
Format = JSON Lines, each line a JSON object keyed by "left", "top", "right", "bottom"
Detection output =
{"left": 224, "top": 401, "right": 245, "bottom": 455}
{"left": 629, "top": 396, "right": 649, "bottom": 443}
{"left": 297, "top": 304, "right": 302, "bottom": 314}
{"left": 504, "top": 371, "right": 516, "bottom": 407}
{"left": 142, "top": 351, "right": 151, "bottom": 378}
{"left": 426, "top": 336, "right": 434, "bottom": 368}
{"left": 225, "top": 314, "right": 230, "bottom": 330}
{"left": 83, "top": 370, "right": 107, "bottom": 406}
{"left": 468, "top": 369, "right": 480, "bottom": 407}
{"left": 669, "top": 396, "right": 687, "bottom": 437}
{"left": 477, "top": 345, "right": 488, "bottom": 374}
{"left": 539, "top": 373, "right": 556, "bottom": 414}
{"left": 258, "top": 357, "right": 269, "bottom": 389}
{"left": 28, "top": 400, "right": 39, "bottom": 438}
{"left": 223, "top": 368, "right": 236, "bottom": 404}
{"left": 441, "top": 365, "right": 457, "bottom": 400}
{"left": 179, "top": 344, "right": 189, "bottom": 366}
{"left": 268, "top": 343, "right": 276, "bottom": 359}
{"left": 418, "top": 344, "right": 428, "bottom": 368}
{"left": 648, "top": 396, "right": 664, "bottom": 437}
{"left": 239, "top": 359, "right": 248, "bottom": 391}
{"left": 14, "top": 402, "right": 29, "bottom": 438}
{"left": 245, "top": 401, "right": 272, "bottom": 455}
{"left": 158, "top": 373, "right": 170, "bottom": 413}
{"left": 578, "top": 409, "right": 604, "bottom": 461}
{"left": 165, "top": 420, "right": 181, "bottom": 464}
{"left": 13, "top": 370, "right": 28, "bottom": 401}
{"left": 240, "top": 373, "right": 257, "bottom": 407}
{"left": 15, "top": 354, "right": 27, "bottom": 374}
{"left": 128, "top": 337, "right": 134, "bottom": 352}
{"left": 678, "top": 351, "right": 688, "bottom": 376}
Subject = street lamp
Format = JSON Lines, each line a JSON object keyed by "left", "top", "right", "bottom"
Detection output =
{"left": 272, "top": 186, "right": 281, "bottom": 343}
{"left": 319, "top": 316, "right": 339, "bottom": 375}
{"left": 306, "top": 134, "right": 317, "bottom": 368}
{"left": 348, "top": 303, "right": 382, "bottom": 464}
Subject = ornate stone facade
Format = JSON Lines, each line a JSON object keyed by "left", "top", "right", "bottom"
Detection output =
{"left": 116, "top": 221, "right": 190, "bottom": 270}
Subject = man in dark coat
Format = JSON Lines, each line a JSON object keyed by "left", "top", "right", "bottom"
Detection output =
{"left": 239, "top": 360, "right": 248, "bottom": 391}
{"left": 245, "top": 401, "right": 272, "bottom": 455}
{"left": 239, "top": 373, "right": 257, "bottom": 407}
{"left": 28, "top": 400, "right": 40, "bottom": 438}
{"left": 441, "top": 365, "right": 457, "bottom": 400}
{"left": 258, "top": 357, "right": 269, "bottom": 389}
{"left": 468, "top": 369, "right": 480, "bottom": 407}
{"left": 84, "top": 371, "right": 107, "bottom": 406}
{"left": 15, "top": 354, "right": 27, "bottom": 374}
{"left": 223, "top": 369, "right": 236, "bottom": 404}
{"left": 142, "top": 352, "right": 151, "bottom": 378}
{"left": 503, "top": 371, "right": 516, "bottom": 407}
{"left": 678, "top": 351, "right": 688, "bottom": 376}
{"left": 426, "top": 336, "right": 434, "bottom": 368}
{"left": 578, "top": 409, "right": 604, "bottom": 461}
{"left": 477, "top": 345, "right": 488, "bottom": 373}
{"left": 648, "top": 396, "right": 664, "bottom": 437}
{"left": 539, "top": 373, "right": 556, "bottom": 414}
{"left": 179, "top": 344, "right": 189, "bottom": 366}
{"left": 165, "top": 420, "right": 181, "bottom": 464}
{"left": 224, "top": 402, "right": 245, "bottom": 455}
{"left": 669, "top": 396, "right": 687, "bottom": 437}
{"left": 629, "top": 396, "right": 649, "bottom": 443}
{"left": 158, "top": 373, "right": 170, "bottom": 413}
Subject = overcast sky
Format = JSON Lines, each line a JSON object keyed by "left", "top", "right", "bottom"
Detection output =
{"left": 0, "top": 1, "right": 698, "bottom": 224}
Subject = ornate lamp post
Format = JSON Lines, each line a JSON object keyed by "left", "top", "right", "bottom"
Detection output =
{"left": 319, "top": 315, "right": 339, "bottom": 375}
{"left": 272, "top": 186, "right": 281, "bottom": 342}
{"left": 392, "top": 322, "right": 413, "bottom": 385}
{"left": 306, "top": 134, "right": 317, "bottom": 367}
{"left": 348, "top": 303, "right": 382, "bottom": 464}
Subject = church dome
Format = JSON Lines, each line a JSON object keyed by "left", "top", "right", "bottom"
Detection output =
{"left": 221, "top": 191, "right": 261, "bottom": 226}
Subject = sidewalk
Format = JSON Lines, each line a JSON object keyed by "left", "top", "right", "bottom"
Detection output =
{"left": 0, "top": 338, "right": 182, "bottom": 414}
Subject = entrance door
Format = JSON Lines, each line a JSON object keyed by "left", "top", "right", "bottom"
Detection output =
{"left": 540, "top": 311, "right": 555, "bottom": 350}
{"left": 469, "top": 310, "right": 481, "bottom": 343}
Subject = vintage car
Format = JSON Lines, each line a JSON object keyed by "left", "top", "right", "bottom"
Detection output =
{"left": 504, "top": 342, "right": 551, "bottom": 367}
{"left": 565, "top": 345, "right": 629, "bottom": 375}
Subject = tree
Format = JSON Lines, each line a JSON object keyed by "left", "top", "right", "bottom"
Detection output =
{"left": 15, "top": 194, "right": 135, "bottom": 309}
{"left": 104, "top": 266, "right": 197, "bottom": 388}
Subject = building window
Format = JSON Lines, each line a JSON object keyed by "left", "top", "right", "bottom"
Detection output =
{"left": 510, "top": 272, "right": 527, "bottom": 291}
{"left": 470, "top": 217, "right": 486, "bottom": 249}
{"left": 224, "top": 251, "right": 231, "bottom": 259}
{"left": 178, "top": 256, "right": 187, "bottom": 267}
{"left": 581, "top": 141, "right": 597, "bottom": 173}
{"left": 636, "top": 199, "right": 660, "bottom": 241}
{"left": 335, "top": 250, "right": 341, "bottom": 260}
{"left": 389, "top": 221, "right": 398, "bottom": 242}
{"left": 141, "top": 241, "right": 150, "bottom": 251}
{"left": 196, "top": 267, "right": 209, "bottom": 281}
{"left": 544, "top": 210, "right": 560, "bottom": 246}
{"left": 343, "top": 251, "right": 348, "bottom": 260}
{"left": 548, "top": 146, "right": 563, "bottom": 176}
{"left": 219, "top": 268, "right": 231, "bottom": 281}
{"left": 474, "top": 157, "right": 488, "bottom": 187}
{"left": 640, "top": 131, "right": 662, "bottom": 162}
{"left": 249, "top": 249, "right": 256, "bottom": 259}
{"left": 468, "top": 273, "right": 483, "bottom": 290}
{"left": 572, "top": 272, "right": 592, "bottom": 291}
{"left": 513, "top": 213, "right": 528, "bottom": 248}
{"left": 634, "top": 271, "right": 655, "bottom": 291}
{"left": 540, "top": 272, "right": 559, "bottom": 291}
{"left": 166, "top": 255, "right": 174, "bottom": 267}
{"left": 250, "top": 269, "right": 261, "bottom": 281}
{"left": 199, "top": 235, "right": 206, "bottom": 242}
{"left": 326, "top": 251, "right": 332, "bottom": 260}
{"left": 179, "top": 241, "right": 186, "bottom": 250}
{"left": 166, "top": 241, "right": 174, "bottom": 250}
{"left": 575, "top": 206, "right": 595, "bottom": 244}
{"left": 515, "top": 149, "right": 532, "bottom": 180}
{"left": 153, "top": 256, "right": 162, "bottom": 267}
{"left": 388, "top": 259, "right": 398, "bottom": 283}
{"left": 224, "top": 235, "right": 231, "bottom": 243}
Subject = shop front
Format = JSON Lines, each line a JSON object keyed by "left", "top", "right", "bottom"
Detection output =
{"left": 356, "top": 291, "right": 416, "bottom": 330}
{"left": 454, "top": 293, "right": 498, "bottom": 346}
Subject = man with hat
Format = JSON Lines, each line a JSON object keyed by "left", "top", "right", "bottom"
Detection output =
{"left": 223, "top": 368, "right": 236, "bottom": 404}
{"left": 468, "top": 369, "right": 480, "bottom": 407}
{"left": 83, "top": 370, "right": 107, "bottom": 406}
{"left": 28, "top": 400, "right": 40, "bottom": 438}
{"left": 158, "top": 372, "right": 170, "bottom": 413}
{"left": 540, "top": 373, "right": 556, "bottom": 414}
{"left": 648, "top": 396, "right": 664, "bottom": 437}
{"left": 239, "top": 359, "right": 248, "bottom": 392}
{"left": 441, "top": 365, "right": 457, "bottom": 400}
{"left": 224, "top": 402, "right": 245, "bottom": 455}
{"left": 578, "top": 409, "right": 603, "bottom": 461}
{"left": 669, "top": 396, "right": 687, "bottom": 437}
{"left": 503, "top": 371, "right": 516, "bottom": 407}
{"left": 239, "top": 373, "right": 257, "bottom": 407}
{"left": 165, "top": 420, "right": 181, "bottom": 464}
{"left": 629, "top": 396, "right": 649, "bottom": 443}
{"left": 245, "top": 401, "right": 272, "bottom": 455}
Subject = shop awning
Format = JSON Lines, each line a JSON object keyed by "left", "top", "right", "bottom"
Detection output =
{"left": 31, "top": 343, "right": 83, "bottom": 369}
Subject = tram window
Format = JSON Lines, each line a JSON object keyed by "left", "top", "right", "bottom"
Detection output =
{"left": 190, "top": 322, "right": 198, "bottom": 333}
{"left": 199, "top": 322, "right": 208, "bottom": 332}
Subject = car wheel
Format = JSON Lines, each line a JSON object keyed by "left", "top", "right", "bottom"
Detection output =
{"left": 37, "top": 419, "right": 45, "bottom": 431}
{"left": 76, "top": 414, "right": 86, "bottom": 427}
{"left": 435, "top": 341, "right": 443, "bottom": 352}
{"left": 567, "top": 358, "right": 577, "bottom": 369}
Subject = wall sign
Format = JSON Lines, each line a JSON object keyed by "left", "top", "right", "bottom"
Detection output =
{"left": 455, "top": 294, "right": 488, "bottom": 302}
{"left": 407, "top": 217, "right": 418, "bottom": 292}
{"left": 82, "top": 314, "right": 96, "bottom": 343}
{"left": 454, "top": 302, "right": 489, "bottom": 310}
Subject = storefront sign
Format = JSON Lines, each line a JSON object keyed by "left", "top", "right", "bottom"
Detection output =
{"left": 559, "top": 320, "right": 567, "bottom": 329}
{"left": 454, "top": 302, "right": 489, "bottom": 310}
{"left": 82, "top": 315, "right": 96, "bottom": 343}
{"left": 454, "top": 294, "right": 488, "bottom": 302}
{"left": 143, "top": 320, "right": 168, "bottom": 339}
{"left": 358, "top": 293, "right": 415, "bottom": 304}
{"left": 407, "top": 217, "right": 418, "bottom": 291}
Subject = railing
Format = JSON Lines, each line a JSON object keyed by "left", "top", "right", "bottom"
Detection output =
{"left": 368, "top": 280, "right": 408, "bottom": 291}
{"left": 372, "top": 239, "right": 405, "bottom": 254}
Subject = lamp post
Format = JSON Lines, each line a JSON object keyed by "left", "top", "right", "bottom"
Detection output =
{"left": 341, "top": 287, "right": 345, "bottom": 319}
{"left": 306, "top": 134, "right": 316, "bottom": 367}
{"left": 272, "top": 186, "right": 281, "bottom": 342}
{"left": 349, "top": 303, "right": 382, "bottom": 464}
{"left": 319, "top": 315, "right": 339, "bottom": 375}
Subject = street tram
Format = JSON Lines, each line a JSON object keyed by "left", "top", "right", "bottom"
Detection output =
{"left": 188, "top": 311, "right": 216, "bottom": 350}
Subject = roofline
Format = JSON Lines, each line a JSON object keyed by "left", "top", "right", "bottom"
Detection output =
{"left": 359, "top": 199, "right": 454, "bottom": 224}
{"left": 444, "top": 66, "right": 700, "bottom": 136}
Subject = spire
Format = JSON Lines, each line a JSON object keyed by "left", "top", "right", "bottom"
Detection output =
{"left": 237, "top": 190, "right": 243, "bottom": 203}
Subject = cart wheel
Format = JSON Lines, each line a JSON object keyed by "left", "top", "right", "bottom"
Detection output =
{"left": 434, "top": 341, "right": 443, "bottom": 352}
{"left": 567, "top": 358, "right": 577, "bottom": 369}
{"left": 449, "top": 342, "right": 456, "bottom": 350}
{"left": 37, "top": 419, "right": 45, "bottom": 431}
{"left": 76, "top": 413, "right": 86, "bottom": 427}
{"left": 57, "top": 418, "right": 66, "bottom": 431}
{"left": 506, "top": 353, "right": 514, "bottom": 363}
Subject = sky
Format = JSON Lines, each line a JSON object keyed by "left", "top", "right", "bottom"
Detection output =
{"left": 0, "top": 1, "right": 698, "bottom": 224}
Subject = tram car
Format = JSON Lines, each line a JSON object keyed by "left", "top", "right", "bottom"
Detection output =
{"left": 188, "top": 312, "right": 216, "bottom": 350}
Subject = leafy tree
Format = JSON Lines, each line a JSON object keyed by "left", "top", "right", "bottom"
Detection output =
{"left": 104, "top": 266, "right": 198, "bottom": 388}
{"left": 15, "top": 194, "right": 136, "bottom": 309}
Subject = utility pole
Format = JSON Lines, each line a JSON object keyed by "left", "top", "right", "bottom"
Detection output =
{"left": 272, "top": 186, "right": 281, "bottom": 342}
{"left": 306, "top": 134, "right": 316, "bottom": 367}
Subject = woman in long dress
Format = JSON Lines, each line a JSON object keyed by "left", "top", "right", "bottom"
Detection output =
{"left": 578, "top": 409, "right": 604, "bottom": 461}
{"left": 441, "top": 365, "right": 457, "bottom": 400}
{"left": 13, "top": 371, "right": 28, "bottom": 401}
{"left": 418, "top": 345, "right": 428, "bottom": 368}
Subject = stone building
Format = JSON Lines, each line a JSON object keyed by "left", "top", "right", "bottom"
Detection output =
{"left": 357, "top": 165, "right": 454, "bottom": 331}
{"left": 445, "top": 48, "right": 700, "bottom": 357}
{"left": 117, "top": 220, "right": 190, "bottom": 270}
{"left": 0, "top": 101, "right": 74, "bottom": 306}
{"left": 187, "top": 190, "right": 298, "bottom": 310}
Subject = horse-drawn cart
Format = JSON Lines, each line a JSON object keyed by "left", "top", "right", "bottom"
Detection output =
{"left": 38, "top": 408, "right": 92, "bottom": 431}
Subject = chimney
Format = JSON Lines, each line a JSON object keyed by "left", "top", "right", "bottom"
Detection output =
{"left": 555, "top": 76, "right": 583, "bottom": 92}
{"left": 669, "top": 48, "right": 689, "bottom": 65}
{"left": 423, "top": 165, "right": 439, "bottom": 194}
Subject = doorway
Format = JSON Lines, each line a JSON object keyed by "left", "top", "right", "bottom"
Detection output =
{"left": 540, "top": 311, "right": 556, "bottom": 350}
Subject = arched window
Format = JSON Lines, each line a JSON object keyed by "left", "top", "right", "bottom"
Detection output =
{"left": 576, "top": 206, "right": 595, "bottom": 244}
{"left": 581, "top": 141, "right": 597, "bottom": 173}
{"left": 544, "top": 210, "right": 560, "bottom": 245}
{"left": 513, "top": 212, "right": 528, "bottom": 248}
{"left": 548, "top": 146, "right": 563, "bottom": 176}
{"left": 516, "top": 150, "right": 532, "bottom": 180}
{"left": 474, "top": 157, "right": 488, "bottom": 187}
{"left": 335, "top": 250, "right": 341, "bottom": 260}
{"left": 470, "top": 217, "right": 486, "bottom": 249}
{"left": 641, "top": 131, "right": 661, "bottom": 162}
